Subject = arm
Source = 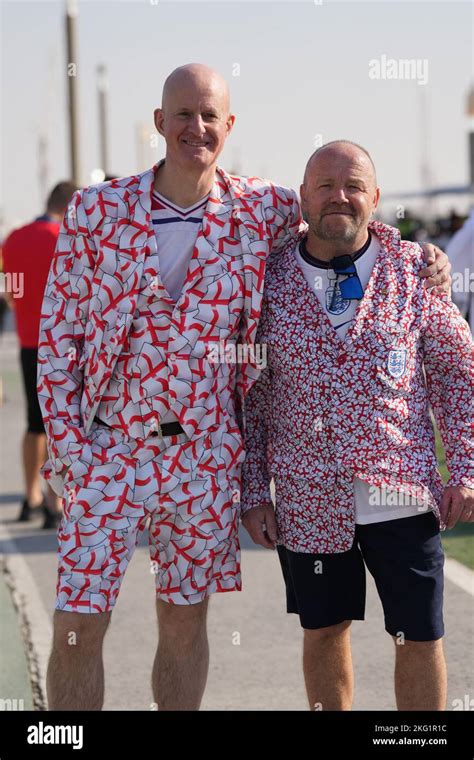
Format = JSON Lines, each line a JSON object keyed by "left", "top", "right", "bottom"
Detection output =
{"left": 265, "top": 184, "right": 304, "bottom": 255}
{"left": 240, "top": 334, "right": 277, "bottom": 549}
{"left": 422, "top": 286, "right": 474, "bottom": 525}
{"left": 37, "top": 191, "right": 95, "bottom": 482}
{"left": 234, "top": 185, "right": 303, "bottom": 415}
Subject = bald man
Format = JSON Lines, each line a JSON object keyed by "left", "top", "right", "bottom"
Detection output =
{"left": 38, "top": 65, "right": 451, "bottom": 711}
{"left": 38, "top": 63, "right": 303, "bottom": 711}
{"left": 241, "top": 140, "right": 474, "bottom": 711}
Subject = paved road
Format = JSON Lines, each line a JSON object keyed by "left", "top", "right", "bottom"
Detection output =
{"left": 0, "top": 331, "right": 472, "bottom": 711}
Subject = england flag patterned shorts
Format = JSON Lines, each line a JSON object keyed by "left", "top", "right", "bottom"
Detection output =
{"left": 55, "top": 419, "right": 244, "bottom": 613}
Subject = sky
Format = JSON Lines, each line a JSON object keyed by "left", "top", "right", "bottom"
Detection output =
{"left": 1, "top": 0, "right": 473, "bottom": 231}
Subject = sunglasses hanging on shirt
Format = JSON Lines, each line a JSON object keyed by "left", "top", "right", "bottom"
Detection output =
{"left": 330, "top": 255, "right": 365, "bottom": 300}
{"left": 298, "top": 232, "right": 369, "bottom": 312}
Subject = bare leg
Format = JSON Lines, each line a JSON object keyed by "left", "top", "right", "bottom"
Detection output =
{"left": 47, "top": 610, "right": 112, "bottom": 710}
{"left": 44, "top": 483, "right": 62, "bottom": 514}
{"left": 394, "top": 637, "right": 447, "bottom": 710}
{"left": 152, "top": 597, "right": 209, "bottom": 710}
{"left": 23, "top": 431, "right": 46, "bottom": 506}
{"left": 303, "top": 620, "right": 353, "bottom": 710}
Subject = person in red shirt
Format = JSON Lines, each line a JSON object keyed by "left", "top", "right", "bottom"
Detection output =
{"left": 2, "top": 181, "right": 77, "bottom": 528}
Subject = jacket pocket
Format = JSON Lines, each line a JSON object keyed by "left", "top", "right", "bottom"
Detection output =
{"left": 62, "top": 446, "right": 136, "bottom": 521}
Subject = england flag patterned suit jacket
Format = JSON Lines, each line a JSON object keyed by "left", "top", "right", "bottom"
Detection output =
{"left": 240, "top": 221, "right": 474, "bottom": 553}
{"left": 37, "top": 162, "right": 302, "bottom": 495}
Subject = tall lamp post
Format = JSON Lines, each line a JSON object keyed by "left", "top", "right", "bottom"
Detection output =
{"left": 65, "top": 0, "right": 80, "bottom": 185}
{"left": 97, "top": 64, "right": 109, "bottom": 176}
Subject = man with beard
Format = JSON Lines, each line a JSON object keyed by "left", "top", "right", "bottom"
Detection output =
{"left": 241, "top": 140, "right": 473, "bottom": 711}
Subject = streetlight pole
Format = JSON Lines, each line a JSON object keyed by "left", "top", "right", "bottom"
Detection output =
{"left": 37, "top": 134, "right": 49, "bottom": 207}
{"left": 136, "top": 123, "right": 149, "bottom": 172}
{"left": 97, "top": 64, "right": 109, "bottom": 176}
{"left": 65, "top": 0, "right": 80, "bottom": 184}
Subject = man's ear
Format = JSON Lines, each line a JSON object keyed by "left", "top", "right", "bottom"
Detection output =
{"left": 154, "top": 108, "right": 165, "bottom": 137}
{"left": 226, "top": 113, "right": 236, "bottom": 136}
{"left": 300, "top": 183, "right": 306, "bottom": 211}
{"left": 372, "top": 186, "right": 381, "bottom": 212}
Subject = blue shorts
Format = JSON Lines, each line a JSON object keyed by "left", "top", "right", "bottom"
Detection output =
{"left": 277, "top": 512, "right": 444, "bottom": 641}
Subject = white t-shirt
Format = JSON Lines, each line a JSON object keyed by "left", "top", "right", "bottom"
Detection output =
{"left": 294, "top": 233, "right": 428, "bottom": 524}
{"left": 151, "top": 189, "right": 209, "bottom": 301}
{"left": 151, "top": 189, "right": 209, "bottom": 424}
{"left": 294, "top": 232, "right": 380, "bottom": 340}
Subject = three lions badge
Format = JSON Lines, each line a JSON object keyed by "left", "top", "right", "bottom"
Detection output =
{"left": 387, "top": 348, "right": 407, "bottom": 379}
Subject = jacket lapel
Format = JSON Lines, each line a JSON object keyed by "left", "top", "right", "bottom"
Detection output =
{"left": 181, "top": 166, "right": 239, "bottom": 292}
{"left": 282, "top": 240, "right": 341, "bottom": 353}
{"left": 343, "top": 221, "right": 403, "bottom": 342}
{"left": 93, "top": 163, "right": 273, "bottom": 386}
{"left": 88, "top": 165, "right": 157, "bottom": 403}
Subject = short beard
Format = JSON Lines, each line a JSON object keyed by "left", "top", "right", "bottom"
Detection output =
{"left": 310, "top": 214, "right": 363, "bottom": 243}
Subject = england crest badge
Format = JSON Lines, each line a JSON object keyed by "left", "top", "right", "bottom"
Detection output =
{"left": 326, "top": 282, "right": 350, "bottom": 315}
{"left": 387, "top": 349, "right": 407, "bottom": 379}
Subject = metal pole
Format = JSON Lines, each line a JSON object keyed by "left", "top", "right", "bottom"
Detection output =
{"left": 38, "top": 135, "right": 48, "bottom": 208}
{"left": 418, "top": 87, "right": 433, "bottom": 221}
{"left": 97, "top": 64, "right": 109, "bottom": 175}
{"left": 65, "top": 0, "right": 80, "bottom": 184}
{"left": 136, "top": 123, "right": 148, "bottom": 172}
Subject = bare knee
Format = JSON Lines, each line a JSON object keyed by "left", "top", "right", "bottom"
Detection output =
{"left": 304, "top": 620, "right": 352, "bottom": 643}
{"left": 157, "top": 598, "right": 209, "bottom": 644}
{"left": 393, "top": 636, "right": 444, "bottom": 654}
{"left": 52, "top": 610, "right": 111, "bottom": 655}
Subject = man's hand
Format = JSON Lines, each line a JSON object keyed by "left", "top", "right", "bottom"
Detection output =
{"left": 418, "top": 243, "right": 452, "bottom": 295}
{"left": 241, "top": 503, "right": 277, "bottom": 549}
{"left": 440, "top": 486, "right": 474, "bottom": 529}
